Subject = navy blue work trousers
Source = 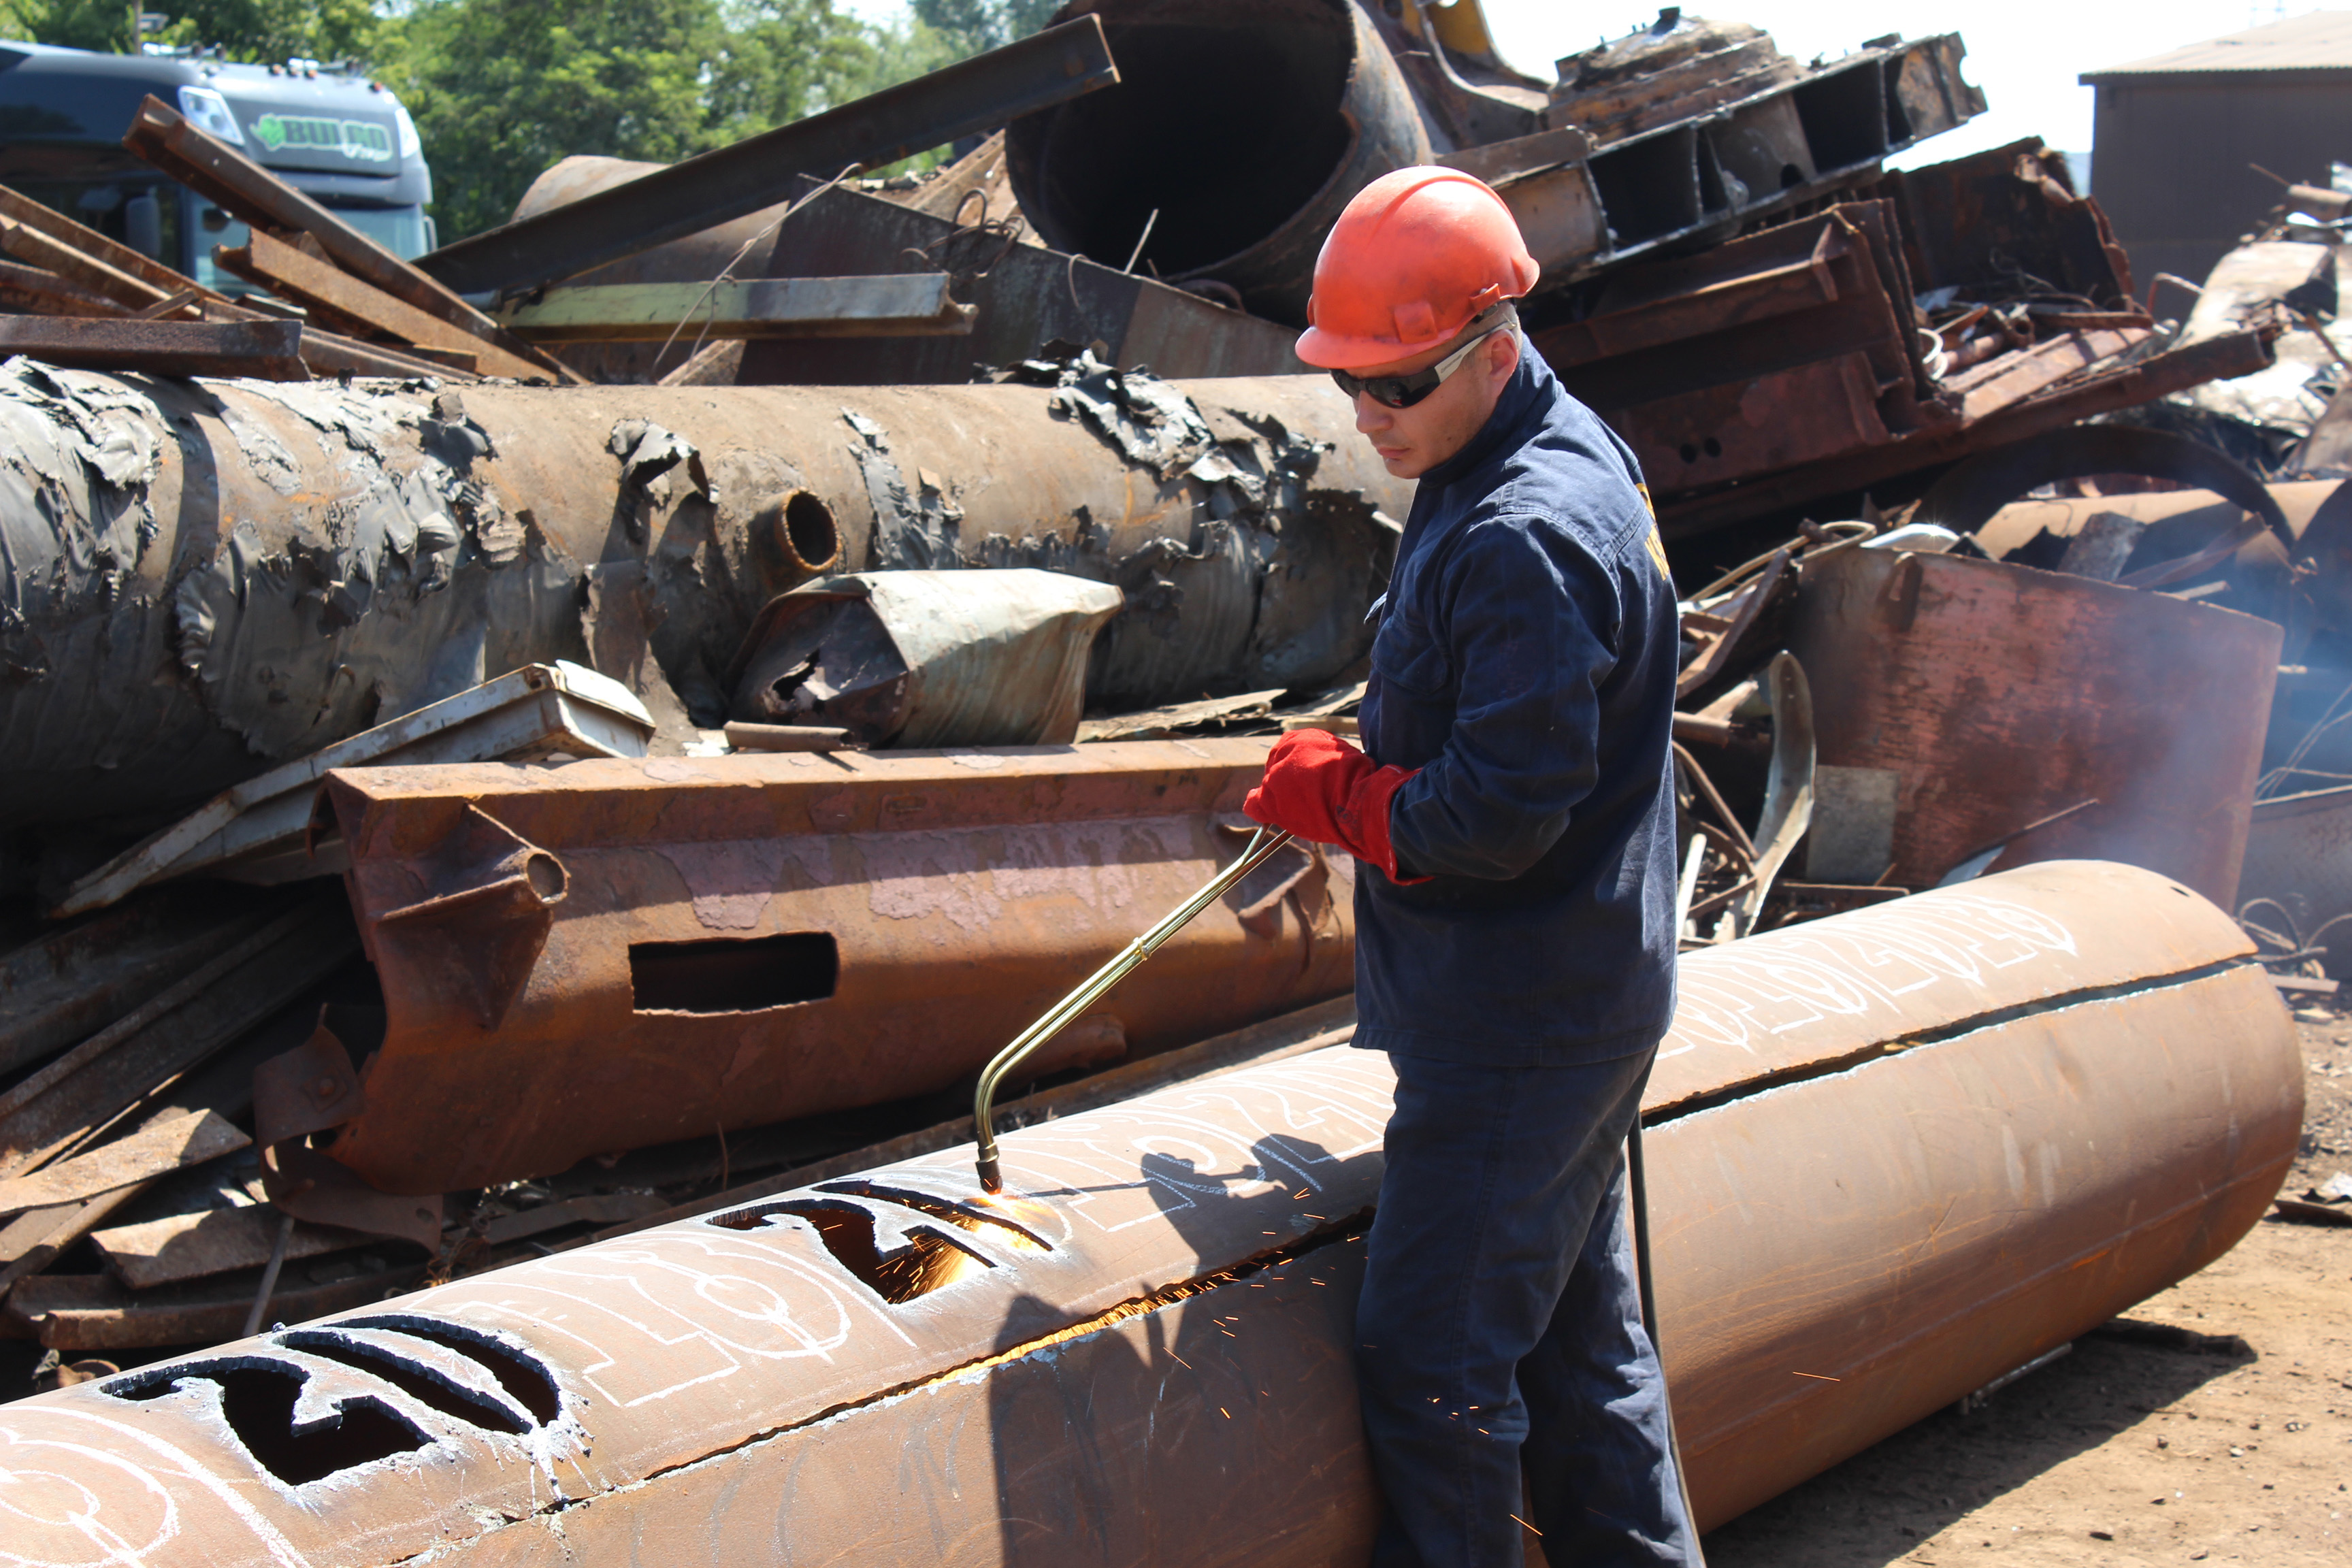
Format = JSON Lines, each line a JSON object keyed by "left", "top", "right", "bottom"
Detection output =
{"left": 1356, "top": 1049, "right": 1699, "bottom": 1568}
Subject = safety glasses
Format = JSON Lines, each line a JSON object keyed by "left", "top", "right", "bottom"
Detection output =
{"left": 1330, "top": 325, "right": 1508, "bottom": 410}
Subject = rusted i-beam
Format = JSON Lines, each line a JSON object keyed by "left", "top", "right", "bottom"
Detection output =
{"left": 0, "top": 860, "right": 2300, "bottom": 1558}
{"left": 318, "top": 740, "right": 1353, "bottom": 1194}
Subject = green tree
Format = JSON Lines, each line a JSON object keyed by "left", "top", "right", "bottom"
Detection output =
{"left": 828, "top": 7, "right": 964, "bottom": 110}
{"left": 908, "top": 0, "right": 1057, "bottom": 53}
{"left": 8, "top": 0, "right": 375, "bottom": 59}
{"left": 11, "top": 0, "right": 139, "bottom": 52}
{"left": 378, "top": 0, "right": 970, "bottom": 243}
{"left": 147, "top": 0, "right": 382, "bottom": 64}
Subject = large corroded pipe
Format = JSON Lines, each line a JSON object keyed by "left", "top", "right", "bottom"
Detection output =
{"left": 1007, "top": 0, "right": 1433, "bottom": 322}
{"left": 0, "top": 363, "right": 1404, "bottom": 828}
{"left": 0, "top": 862, "right": 2299, "bottom": 1556}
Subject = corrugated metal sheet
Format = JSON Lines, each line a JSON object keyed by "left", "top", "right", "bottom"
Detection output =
{"left": 2082, "top": 12, "right": 2352, "bottom": 81}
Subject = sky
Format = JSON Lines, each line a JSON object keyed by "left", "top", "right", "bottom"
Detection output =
{"left": 840, "top": 1, "right": 2340, "bottom": 171}
{"left": 1477, "top": 1, "right": 2336, "bottom": 165}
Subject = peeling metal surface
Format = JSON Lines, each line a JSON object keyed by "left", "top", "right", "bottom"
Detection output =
{"left": 0, "top": 860, "right": 2298, "bottom": 1556}
{"left": 0, "top": 366, "right": 1405, "bottom": 828}
{"left": 318, "top": 739, "right": 1356, "bottom": 1194}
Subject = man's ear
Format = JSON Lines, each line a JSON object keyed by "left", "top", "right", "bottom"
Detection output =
{"left": 1489, "top": 328, "right": 1522, "bottom": 385}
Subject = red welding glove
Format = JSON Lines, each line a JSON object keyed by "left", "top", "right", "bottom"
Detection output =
{"left": 1244, "top": 728, "right": 1428, "bottom": 885}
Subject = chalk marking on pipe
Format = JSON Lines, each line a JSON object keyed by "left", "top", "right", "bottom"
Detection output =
{"left": 476, "top": 1213, "right": 1373, "bottom": 1535}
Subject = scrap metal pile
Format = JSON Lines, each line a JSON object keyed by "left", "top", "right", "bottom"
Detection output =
{"left": 0, "top": 0, "right": 2331, "bottom": 1548}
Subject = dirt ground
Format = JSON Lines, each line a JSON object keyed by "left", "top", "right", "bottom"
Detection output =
{"left": 1702, "top": 1002, "right": 2352, "bottom": 1568}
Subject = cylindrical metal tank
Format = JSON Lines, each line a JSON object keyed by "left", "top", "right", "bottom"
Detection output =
{"left": 1007, "top": 0, "right": 1433, "bottom": 323}
{"left": 0, "top": 364, "right": 1405, "bottom": 828}
{"left": 0, "top": 862, "right": 2300, "bottom": 1558}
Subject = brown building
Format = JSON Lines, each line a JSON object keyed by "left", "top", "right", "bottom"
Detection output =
{"left": 2082, "top": 11, "right": 2352, "bottom": 291}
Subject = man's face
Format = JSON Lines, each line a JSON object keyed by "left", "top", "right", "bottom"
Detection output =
{"left": 1345, "top": 328, "right": 1521, "bottom": 480}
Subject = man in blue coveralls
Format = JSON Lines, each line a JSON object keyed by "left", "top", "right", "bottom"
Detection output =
{"left": 1243, "top": 167, "right": 1698, "bottom": 1566}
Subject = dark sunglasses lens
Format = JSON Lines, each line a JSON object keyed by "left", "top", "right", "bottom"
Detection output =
{"left": 1331, "top": 369, "right": 1437, "bottom": 409}
{"left": 1383, "top": 378, "right": 1438, "bottom": 409}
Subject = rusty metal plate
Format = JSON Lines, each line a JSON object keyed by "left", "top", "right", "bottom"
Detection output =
{"left": 1606, "top": 352, "right": 1893, "bottom": 491}
{"left": 1787, "top": 549, "right": 2281, "bottom": 902}
{"left": 1535, "top": 204, "right": 1928, "bottom": 497}
{"left": 0, "top": 861, "right": 2299, "bottom": 1561}
{"left": 1664, "top": 957, "right": 2297, "bottom": 1526}
{"left": 322, "top": 740, "right": 1355, "bottom": 1193}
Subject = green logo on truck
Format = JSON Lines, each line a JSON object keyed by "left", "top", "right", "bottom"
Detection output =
{"left": 251, "top": 114, "right": 394, "bottom": 163}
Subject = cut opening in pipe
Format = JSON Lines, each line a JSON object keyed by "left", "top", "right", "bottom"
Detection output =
{"left": 629, "top": 931, "right": 840, "bottom": 1013}
{"left": 1009, "top": 0, "right": 1358, "bottom": 276}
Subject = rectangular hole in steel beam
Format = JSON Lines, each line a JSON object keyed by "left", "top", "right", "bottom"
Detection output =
{"left": 628, "top": 931, "right": 839, "bottom": 1013}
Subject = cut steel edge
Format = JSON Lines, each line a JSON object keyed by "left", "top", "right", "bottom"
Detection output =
{"left": 322, "top": 734, "right": 1283, "bottom": 831}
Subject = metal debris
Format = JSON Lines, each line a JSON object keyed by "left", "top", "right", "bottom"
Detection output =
{"left": 727, "top": 569, "right": 1123, "bottom": 747}
{"left": 54, "top": 662, "right": 655, "bottom": 918}
{"left": 416, "top": 16, "right": 1123, "bottom": 300}
{"left": 0, "top": 365, "right": 1404, "bottom": 828}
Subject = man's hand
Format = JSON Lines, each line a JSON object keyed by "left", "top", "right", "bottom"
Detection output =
{"left": 1243, "top": 729, "right": 1427, "bottom": 884}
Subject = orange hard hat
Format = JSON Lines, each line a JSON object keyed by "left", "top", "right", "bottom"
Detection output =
{"left": 1295, "top": 167, "right": 1540, "bottom": 370}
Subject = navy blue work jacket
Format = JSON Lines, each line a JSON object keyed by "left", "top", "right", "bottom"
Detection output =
{"left": 1354, "top": 345, "right": 1680, "bottom": 1066}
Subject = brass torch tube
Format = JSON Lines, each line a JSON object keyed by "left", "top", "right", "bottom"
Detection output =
{"left": 974, "top": 826, "right": 1297, "bottom": 1190}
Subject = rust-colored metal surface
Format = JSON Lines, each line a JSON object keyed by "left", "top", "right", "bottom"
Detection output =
{"left": 321, "top": 739, "right": 1354, "bottom": 1193}
{"left": 1656, "top": 323, "right": 2277, "bottom": 538}
{"left": 1536, "top": 204, "right": 1937, "bottom": 499}
{"left": 219, "top": 230, "right": 538, "bottom": 380}
{"left": 739, "top": 182, "right": 1310, "bottom": 387}
{"left": 0, "top": 316, "right": 307, "bottom": 378}
{"left": 0, "top": 861, "right": 2299, "bottom": 1559}
{"left": 1654, "top": 864, "right": 2298, "bottom": 1524}
{"left": 1880, "top": 139, "right": 2140, "bottom": 312}
{"left": 0, "top": 365, "right": 1405, "bottom": 829}
{"left": 1786, "top": 548, "right": 2281, "bottom": 902}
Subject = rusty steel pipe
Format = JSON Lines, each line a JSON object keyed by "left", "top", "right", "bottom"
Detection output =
{"left": 1008, "top": 0, "right": 1433, "bottom": 324}
{"left": 0, "top": 365, "right": 1406, "bottom": 829}
{"left": 0, "top": 860, "right": 2300, "bottom": 1558}
{"left": 319, "top": 740, "right": 1352, "bottom": 1194}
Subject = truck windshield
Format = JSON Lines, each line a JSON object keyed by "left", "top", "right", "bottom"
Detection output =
{"left": 191, "top": 199, "right": 431, "bottom": 294}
